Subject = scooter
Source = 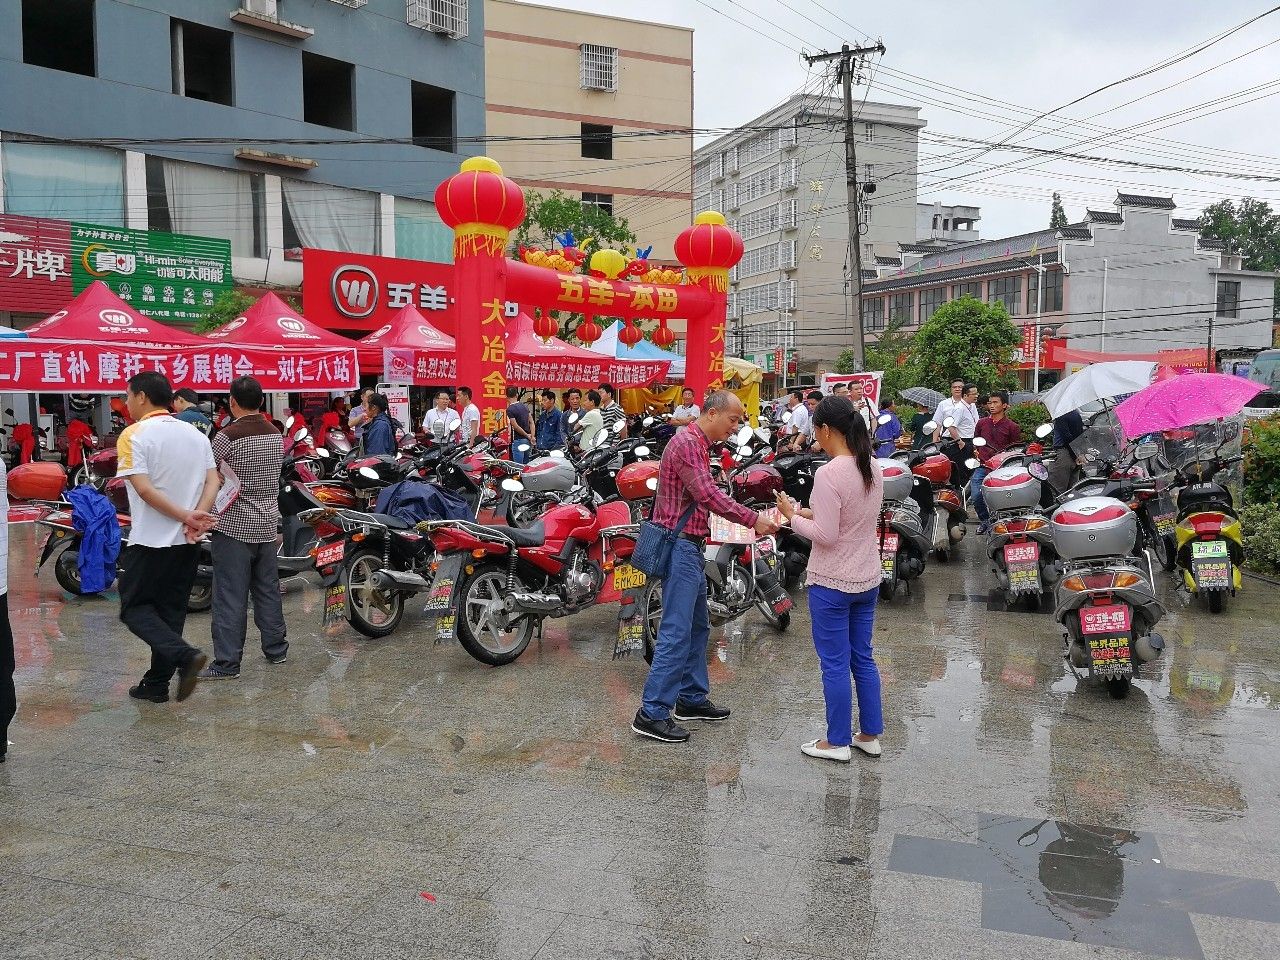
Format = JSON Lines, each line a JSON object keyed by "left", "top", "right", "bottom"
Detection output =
{"left": 1172, "top": 450, "right": 1244, "bottom": 614}
{"left": 908, "top": 420, "right": 970, "bottom": 561}
{"left": 876, "top": 457, "right": 935, "bottom": 601}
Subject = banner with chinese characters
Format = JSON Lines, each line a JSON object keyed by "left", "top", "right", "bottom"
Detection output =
{"left": 0, "top": 340, "right": 358, "bottom": 393}
{"left": 302, "top": 248, "right": 459, "bottom": 334}
{"left": 70, "top": 222, "right": 232, "bottom": 322}
{"left": 0, "top": 215, "right": 73, "bottom": 314}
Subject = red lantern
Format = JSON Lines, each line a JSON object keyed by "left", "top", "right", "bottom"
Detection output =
{"left": 652, "top": 321, "right": 676, "bottom": 349}
{"left": 675, "top": 211, "right": 744, "bottom": 293}
{"left": 618, "top": 321, "right": 643, "bottom": 347}
{"left": 577, "top": 319, "right": 602, "bottom": 345}
{"left": 533, "top": 312, "right": 559, "bottom": 342}
{"left": 434, "top": 157, "right": 526, "bottom": 258}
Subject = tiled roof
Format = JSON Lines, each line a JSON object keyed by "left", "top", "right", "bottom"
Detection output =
{"left": 899, "top": 243, "right": 940, "bottom": 254}
{"left": 863, "top": 250, "right": 1061, "bottom": 293}
{"left": 861, "top": 269, "right": 878, "bottom": 281}
{"left": 875, "top": 256, "right": 902, "bottom": 267}
{"left": 1085, "top": 209, "right": 1123, "bottom": 224}
{"left": 1198, "top": 238, "right": 1228, "bottom": 250}
{"left": 1116, "top": 193, "right": 1176, "bottom": 210}
{"left": 1058, "top": 226, "right": 1093, "bottom": 240}
{"left": 1171, "top": 218, "right": 1200, "bottom": 231}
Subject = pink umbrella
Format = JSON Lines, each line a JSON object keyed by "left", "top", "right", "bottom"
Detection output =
{"left": 1114, "top": 372, "right": 1264, "bottom": 439}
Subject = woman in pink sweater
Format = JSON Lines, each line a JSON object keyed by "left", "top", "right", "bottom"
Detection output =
{"left": 776, "top": 395, "right": 885, "bottom": 761}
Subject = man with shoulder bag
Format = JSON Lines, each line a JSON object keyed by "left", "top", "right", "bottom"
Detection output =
{"left": 631, "top": 391, "right": 779, "bottom": 743}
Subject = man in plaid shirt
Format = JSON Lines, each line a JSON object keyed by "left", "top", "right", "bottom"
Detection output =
{"left": 633, "top": 391, "right": 779, "bottom": 743}
{"left": 200, "top": 376, "right": 288, "bottom": 679}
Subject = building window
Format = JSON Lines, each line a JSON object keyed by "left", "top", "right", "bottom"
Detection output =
{"left": 864, "top": 297, "right": 884, "bottom": 331}
{"left": 580, "top": 44, "right": 619, "bottom": 91}
{"left": 989, "top": 275, "right": 1022, "bottom": 316}
{"left": 302, "top": 52, "right": 354, "bottom": 130}
{"left": 889, "top": 292, "right": 914, "bottom": 324}
{"left": 1027, "top": 268, "right": 1063, "bottom": 313}
{"left": 580, "top": 123, "right": 613, "bottom": 160}
{"left": 1217, "top": 280, "right": 1240, "bottom": 318}
{"left": 411, "top": 81, "right": 455, "bottom": 152}
{"left": 22, "top": 0, "right": 95, "bottom": 77}
{"left": 693, "top": 162, "right": 711, "bottom": 190}
{"left": 954, "top": 281, "right": 982, "bottom": 300}
{"left": 582, "top": 193, "right": 614, "bottom": 216}
{"left": 171, "top": 20, "right": 233, "bottom": 105}
{"left": 864, "top": 122, "right": 874, "bottom": 142}
{"left": 145, "top": 157, "right": 264, "bottom": 259}
{"left": 395, "top": 197, "right": 452, "bottom": 264}
{"left": 282, "top": 179, "right": 379, "bottom": 254}
{"left": 919, "top": 286, "right": 947, "bottom": 323}
{"left": 1, "top": 140, "right": 124, "bottom": 225}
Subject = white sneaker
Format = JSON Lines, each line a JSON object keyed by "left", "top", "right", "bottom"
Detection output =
{"left": 801, "top": 739, "right": 851, "bottom": 762}
{"left": 852, "top": 737, "right": 882, "bottom": 757}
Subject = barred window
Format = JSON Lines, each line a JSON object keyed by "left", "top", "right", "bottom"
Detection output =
{"left": 738, "top": 281, "right": 781, "bottom": 315}
{"left": 693, "top": 162, "right": 710, "bottom": 190}
{"left": 953, "top": 281, "right": 982, "bottom": 300}
{"left": 579, "top": 43, "right": 618, "bottom": 91}
{"left": 738, "top": 204, "right": 781, "bottom": 240}
{"left": 919, "top": 287, "right": 948, "bottom": 323}
{"left": 1027, "top": 269, "right": 1063, "bottom": 313}
{"left": 739, "top": 129, "right": 778, "bottom": 166}
{"left": 738, "top": 164, "right": 781, "bottom": 205}
{"left": 865, "top": 297, "right": 885, "bottom": 331}
{"left": 738, "top": 243, "right": 780, "bottom": 278}
{"left": 988, "top": 275, "right": 1022, "bottom": 316}
{"left": 889, "top": 292, "right": 914, "bottom": 324}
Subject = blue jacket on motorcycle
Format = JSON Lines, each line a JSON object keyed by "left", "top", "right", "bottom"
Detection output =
{"left": 68, "top": 485, "right": 121, "bottom": 593}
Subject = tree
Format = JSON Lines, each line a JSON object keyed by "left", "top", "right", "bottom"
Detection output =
{"left": 863, "top": 318, "right": 919, "bottom": 401}
{"left": 1049, "top": 192, "right": 1069, "bottom": 230}
{"left": 195, "top": 289, "right": 255, "bottom": 334}
{"left": 513, "top": 190, "right": 637, "bottom": 251}
{"left": 1199, "top": 198, "right": 1280, "bottom": 272}
{"left": 906, "top": 296, "right": 1020, "bottom": 391}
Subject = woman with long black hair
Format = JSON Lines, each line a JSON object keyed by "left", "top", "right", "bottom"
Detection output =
{"left": 776, "top": 395, "right": 885, "bottom": 761}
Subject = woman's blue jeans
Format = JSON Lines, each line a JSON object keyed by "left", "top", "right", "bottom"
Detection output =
{"left": 807, "top": 583, "right": 883, "bottom": 744}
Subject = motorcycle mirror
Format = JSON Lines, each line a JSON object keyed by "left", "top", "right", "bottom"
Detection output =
{"left": 592, "top": 432, "right": 609, "bottom": 449}
{"left": 734, "top": 424, "right": 754, "bottom": 446}
{"left": 1028, "top": 461, "right": 1049, "bottom": 481}
{"left": 446, "top": 417, "right": 461, "bottom": 432}
{"left": 549, "top": 449, "right": 565, "bottom": 459}
{"left": 965, "top": 458, "right": 980, "bottom": 470}
{"left": 645, "top": 476, "right": 658, "bottom": 491}
{"left": 316, "top": 447, "right": 331, "bottom": 458}
{"left": 566, "top": 411, "right": 580, "bottom": 426}
{"left": 737, "top": 445, "right": 752, "bottom": 458}
{"left": 358, "top": 466, "right": 381, "bottom": 480}
{"left": 922, "top": 420, "right": 937, "bottom": 433}
{"left": 877, "top": 413, "right": 892, "bottom": 426}
{"left": 612, "top": 419, "right": 626, "bottom": 434}
{"left": 294, "top": 429, "right": 308, "bottom": 442}
{"left": 942, "top": 416, "right": 956, "bottom": 429}
{"left": 642, "top": 417, "right": 654, "bottom": 426}
{"left": 500, "top": 477, "right": 524, "bottom": 493}
{"left": 516, "top": 442, "right": 531, "bottom": 453}
{"left": 3, "top": 408, "right": 11, "bottom": 416}
{"left": 780, "top": 410, "right": 793, "bottom": 424}
{"left": 635, "top": 445, "right": 651, "bottom": 457}
{"left": 1035, "top": 423, "right": 1053, "bottom": 439}
{"left": 971, "top": 436, "right": 988, "bottom": 448}
{"left": 284, "top": 416, "right": 296, "bottom": 430}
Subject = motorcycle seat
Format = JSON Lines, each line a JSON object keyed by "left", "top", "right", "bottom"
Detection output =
{"left": 485, "top": 520, "right": 546, "bottom": 547}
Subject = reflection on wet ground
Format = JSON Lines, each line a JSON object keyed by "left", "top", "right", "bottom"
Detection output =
{"left": 3, "top": 521, "right": 1280, "bottom": 959}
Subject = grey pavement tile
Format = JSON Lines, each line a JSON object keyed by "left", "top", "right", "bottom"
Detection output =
{"left": 196, "top": 916, "right": 469, "bottom": 960}
{"left": 186, "top": 861, "right": 393, "bottom": 929}
{"left": 33, "top": 838, "right": 235, "bottom": 901}
{"left": 0, "top": 823, "right": 98, "bottom": 875}
{"left": 0, "top": 929, "right": 100, "bottom": 959}
{"left": 1192, "top": 913, "right": 1280, "bottom": 960}
{"left": 533, "top": 914, "right": 763, "bottom": 960}
{"left": 0, "top": 870, "right": 101, "bottom": 935}
{"left": 24, "top": 887, "right": 247, "bottom": 960}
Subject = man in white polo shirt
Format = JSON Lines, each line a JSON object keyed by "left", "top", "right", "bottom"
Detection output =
{"left": 116, "top": 372, "right": 219, "bottom": 704}
{"left": 932, "top": 378, "right": 979, "bottom": 485}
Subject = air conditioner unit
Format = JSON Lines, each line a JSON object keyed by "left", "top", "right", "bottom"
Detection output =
{"left": 729, "top": 265, "right": 739, "bottom": 284}
{"left": 780, "top": 279, "right": 797, "bottom": 312}
{"left": 406, "top": 0, "right": 469, "bottom": 39}
{"left": 329, "top": 0, "right": 368, "bottom": 7}
{"left": 231, "top": 0, "right": 314, "bottom": 38}
{"left": 781, "top": 123, "right": 799, "bottom": 151}
{"left": 782, "top": 239, "right": 797, "bottom": 270}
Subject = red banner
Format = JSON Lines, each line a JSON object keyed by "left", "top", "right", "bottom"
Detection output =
{"left": 506, "top": 260, "right": 718, "bottom": 320}
{"left": 0, "top": 215, "right": 73, "bottom": 314}
{"left": 302, "top": 248, "right": 460, "bottom": 334}
{"left": 0, "top": 340, "right": 358, "bottom": 393}
{"left": 386, "top": 348, "right": 667, "bottom": 389}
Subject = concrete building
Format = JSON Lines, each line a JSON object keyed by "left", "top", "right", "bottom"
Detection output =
{"left": 861, "top": 192, "right": 1276, "bottom": 386}
{"left": 483, "top": 0, "right": 693, "bottom": 261}
{"left": 695, "top": 92, "right": 925, "bottom": 370}
{"left": 0, "top": 0, "right": 483, "bottom": 323}
{"left": 916, "top": 201, "right": 980, "bottom": 247}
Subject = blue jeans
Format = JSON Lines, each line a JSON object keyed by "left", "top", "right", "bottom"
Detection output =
{"left": 969, "top": 465, "right": 990, "bottom": 523}
{"left": 807, "top": 584, "right": 883, "bottom": 744}
{"left": 640, "top": 538, "right": 710, "bottom": 721}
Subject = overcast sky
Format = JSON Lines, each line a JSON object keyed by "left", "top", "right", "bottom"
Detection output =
{"left": 557, "top": 0, "right": 1280, "bottom": 240}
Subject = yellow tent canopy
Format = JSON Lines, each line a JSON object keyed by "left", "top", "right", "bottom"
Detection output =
{"left": 620, "top": 356, "right": 763, "bottom": 424}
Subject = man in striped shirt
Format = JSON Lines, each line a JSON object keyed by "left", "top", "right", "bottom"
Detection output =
{"left": 201, "top": 376, "right": 288, "bottom": 680}
{"left": 597, "top": 383, "right": 627, "bottom": 439}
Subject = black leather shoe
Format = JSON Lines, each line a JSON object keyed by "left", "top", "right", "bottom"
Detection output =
{"left": 175, "top": 653, "right": 208, "bottom": 703}
{"left": 631, "top": 711, "right": 691, "bottom": 743}
{"left": 129, "top": 683, "right": 169, "bottom": 704}
{"left": 673, "top": 699, "right": 731, "bottom": 722}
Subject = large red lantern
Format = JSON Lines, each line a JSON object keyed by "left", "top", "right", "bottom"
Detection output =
{"left": 675, "top": 211, "right": 744, "bottom": 293}
{"left": 533, "top": 312, "right": 558, "bottom": 342}
{"left": 652, "top": 320, "right": 676, "bottom": 349}
{"left": 577, "top": 318, "right": 602, "bottom": 346}
{"left": 618, "top": 320, "right": 643, "bottom": 347}
{"left": 433, "top": 157, "right": 525, "bottom": 259}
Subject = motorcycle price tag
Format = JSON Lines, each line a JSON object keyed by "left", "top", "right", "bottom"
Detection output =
{"left": 613, "top": 615, "right": 645, "bottom": 660}
{"left": 322, "top": 583, "right": 347, "bottom": 630}
{"left": 1192, "top": 558, "right": 1231, "bottom": 589}
{"left": 1079, "top": 605, "right": 1132, "bottom": 679}
{"left": 880, "top": 532, "right": 899, "bottom": 580}
{"left": 1003, "top": 542, "right": 1041, "bottom": 593}
{"left": 315, "top": 540, "right": 345, "bottom": 569}
{"left": 1191, "top": 540, "right": 1229, "bottom": 559}
{"left": 423, "top": 554, "right": 464, "bottom": 616}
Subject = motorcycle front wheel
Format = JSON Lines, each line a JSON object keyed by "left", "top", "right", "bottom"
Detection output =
{"left": 54, "top": 549, "right": 92, "bottom": 596}
{"left": 754, "top": 595, "right": 790, "bottom": 632}
{"left": 456, "top": 565, "right": 535, "bottom": 666}
{"left": 344, "top": 548, "right": 404, "bottom": 638}
{"left": 1207, "top": 589, "right": 1225, "bottom": 614}
{"left": 187, "top": 581, "right": 212, "bottom": 613}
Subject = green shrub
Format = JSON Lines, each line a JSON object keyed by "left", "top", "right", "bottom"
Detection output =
{"left": 1244, "top": 415, "right": 1280, "bottom": 507}
{"left": 1008, "top": 402, "right": 1051, "bottom": 442}
{"left": 1240, "top": 503, "right": 1280, "bottom": 574}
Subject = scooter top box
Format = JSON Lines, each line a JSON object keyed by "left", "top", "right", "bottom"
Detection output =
{"left": 878, "top": 458, "right": 914, "bottom": 503}
{"left": 520, "top": 456, "right": 577, "bottom": 494}
{"left": 8, "top": 461, "right": 67, "bottom": 502}
{"left": 981, "top": 465, "right": 1041, "bottom": 512}
{"left": 1050, "top": 495, "right": 1137, "bottom": 561}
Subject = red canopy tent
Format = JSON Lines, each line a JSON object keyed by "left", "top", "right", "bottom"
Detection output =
{"left": 358, "top": 305, "right": 454, "bottom": 375}
{"left": 205, "top": 292, "right": 360, "bottom": 351}
{"left": 25, "top": 281, "right": 210, "bottom": 347}
{"left": 503, "top": 312, "right": 669, "bottom": 388}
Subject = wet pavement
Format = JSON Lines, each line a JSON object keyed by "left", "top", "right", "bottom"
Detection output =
{"left": 3, "top": 519, "right": 1280, "bottom": 960}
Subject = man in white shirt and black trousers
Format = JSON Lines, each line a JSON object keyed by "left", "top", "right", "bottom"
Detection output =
{"left": 932, "top": 378, "right": 979, "bottom": 485}
{"left": 116, "top": 372, "right": 219, "bottom": 704}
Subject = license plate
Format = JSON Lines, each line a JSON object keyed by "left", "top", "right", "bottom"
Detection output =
{"left": 1192, "top": 558, "right": 1231, "bottom": 589}
{"left": 1080, "top": 604, "right": 1131, "bottom": 635}
{"left": 424, "top": 553, "right": 465, "bottom": 616}
{"left": 612, "top": 563, "right": 646, "bottom": 591}
{"left": 1192, "top": 540, "right": 1228, "bottom": 559}
{"left": 756, "top": 539, "right": 774, "bottom": 555}
{"left": 315, "top": 540, "right": 344, "bottom": 568}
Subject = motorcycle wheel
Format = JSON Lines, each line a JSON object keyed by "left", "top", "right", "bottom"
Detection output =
{"left": 641, "top": 577, "right": 664, "bottom": 665}
{"left": 344, "top": 549, "right": 404, "bottom": 638}
{"left": 754, "top": 596, "right": 790, "bottom": 632}
{"left": 456, "top": 565, "right": 535, "bottom": 666}
{"left": 878, "top": 579, "right": 896, "bottom": 602}
{"left": 1207, "top": 590, "right": 1224, "bottom": 615}
{"left": 70, "top": 465, "right": 90, "bottom": 488}
{"left": 1156, "top": 533, "right": 1176, "bottom": 572}
{"left": 54, "top": 549, "right": 93, "bottom": 596}
{"left": 187, "top": 581, "right": 212, "bottom": 613}
{"left": 1107, "top": 677, "right": 1132, "bottom": 700}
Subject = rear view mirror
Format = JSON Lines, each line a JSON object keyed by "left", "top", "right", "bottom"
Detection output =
{"left": 780, "top": 411, "right": 792, "bottom": 424}
{"left": 316, "top": 447, "right": 331, "bottom": 458}
{"left": 1035, "top": 423, "right": 1053, "bottom": 439}
{"left": 358, "top": 466, "right": 380, "bottom": 480}
{"left": 612, "top": 419, "right": 626, "bottom": 434}
{"left": 922, "top": 420, "right": 937, "bottom": 433}
{"left": 549, "top": 449, "right": 565, "bottom": 459}
{"left": 566, "top": 411, "right": 580, "bottom": 426}
{"left": 635, "top": 445, "right": 651, "bottom": 457}
{"left": 1028, "top": 461, "right": 1049, "bottom": 481}
{"left": 516, "top": 442, "right": 530, "bottom": 453}
{"left": 734, "top": 424, "right": 754, "bottom": 446}
{"left": 755, "top": 427, "right": 771, "bottom": 443}
{"left": 446, "top": 417, "right": 461, "bottom": 433}
{"left": 965, "top": 458, "right": 980, "bottom": 470}
{"left": 284, "top": 416, "right": 296, "bottom": 430}
{"left": 877, "top": 413, "right": 892, "bottom": 426}
{"left": 942, "top": 417, "right": 956, "bottom": 429}
{"left": 592, "top": 431, "right": 609, "bottom": 449}
{"left": 737, "top": 445, "right": 751, "bottom": 458}
{"left": 293, "top": 429, "right": 308, "bottom": 442}
{"left": 972, "top": 437, "right": 988, "bottom": 448}
{"left": 500, "top": 477, "right": 524, "bottom": 493}
{"left": 642, "top": 417, "right": 655, "bottom": 427}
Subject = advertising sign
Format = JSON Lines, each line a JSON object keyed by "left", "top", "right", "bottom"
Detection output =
{"left": 821, "top": 372, "right": 883, "bottom": 411}
{"left": 0, "top": 214, "right": 73, "bottom": 314}
{"left": 379, "top": 383, "right": 411, "bottom": 429}
{"left": 303, "top": 248, "right": 458, "bottom": 333}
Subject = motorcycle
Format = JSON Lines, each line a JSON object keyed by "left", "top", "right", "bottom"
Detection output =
{"left": 771, "top": 447, "right": 828, "bottom": 586}
{"left": 977, "top": 438, "right": 1061, "bottom": 610}
{"left": 876, "top": 456, "right": 936, "bottom": 600}
{"left": 1170, "top": 444, "right": 1244, "bottom": 614}
{"left": 907, "top": 419, "right": 970, "bottom": 561}
{"left": 1049, "top": 493, "right": 1166, "bottom": 699}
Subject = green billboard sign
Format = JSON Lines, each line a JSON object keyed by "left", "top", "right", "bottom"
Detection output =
{"left": 70, "top": 222, "right": 232, "bottom": 323}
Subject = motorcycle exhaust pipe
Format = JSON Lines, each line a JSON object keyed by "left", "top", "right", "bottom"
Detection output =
{"left": 949, "top": 523, "right": 966, "bottom": 543}
{"left": 1135, "top": 631, "right": 1164, "bottom": 663}
{"left": 505, "top": 592, "right": 562, "bottom": 613}
{"left": 371, "top": 570, "right": 431, "bottom": 593}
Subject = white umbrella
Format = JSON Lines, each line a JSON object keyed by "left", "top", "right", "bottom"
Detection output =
{"left": 1039, "top": 361, "right": 1157, "bottom": 417}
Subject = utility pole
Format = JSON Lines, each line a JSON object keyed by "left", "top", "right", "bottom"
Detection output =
{"left": 1207, "top": 310, "right": 1215, "bottom": 372}
{"left": 804, "top": 41, "right": 885, "bottom": 372}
